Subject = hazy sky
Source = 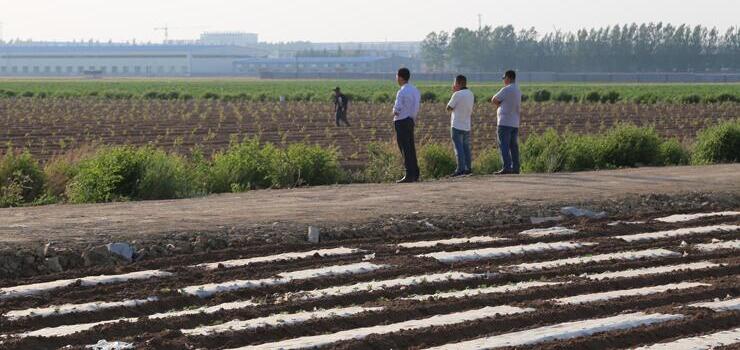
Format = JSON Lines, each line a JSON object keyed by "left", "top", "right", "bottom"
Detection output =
{"left": 1, "top": 0, "right": 737, "bottom": 43}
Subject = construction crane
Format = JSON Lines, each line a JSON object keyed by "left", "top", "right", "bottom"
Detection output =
{"left": 154, "top": 25, "right": 210, "bottom": 43}
{"left": 154, "top": 25, "right": 170, "bottom": 42}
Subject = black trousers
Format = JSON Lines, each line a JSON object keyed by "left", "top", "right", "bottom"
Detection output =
{"left": 394, "top": 118, "right": 420, "bottom": 179}
{"left": 335, "top": 109, "right": 350, "bottom": 126}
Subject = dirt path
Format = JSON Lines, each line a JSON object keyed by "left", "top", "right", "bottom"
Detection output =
{"left": 0, "top": 164, "right": 738, "bottom": 244}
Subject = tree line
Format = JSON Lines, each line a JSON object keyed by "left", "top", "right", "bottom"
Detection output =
{"left": 421, "top": 23, "right": 740, "bottom": 73}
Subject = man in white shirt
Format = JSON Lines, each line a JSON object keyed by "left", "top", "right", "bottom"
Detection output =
{"left": 447, "top": 75, "right": 475, "bottom": 177}
{"left": 491, "top": 70, "right": 522, "bottom": 175}
{"left": 393, "top": 67, "right": 421, "bottom": 183}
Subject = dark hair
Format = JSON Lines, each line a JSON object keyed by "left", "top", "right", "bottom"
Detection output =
{"left": 397, "top": 68, "right": 411, "bottom": 81}
{"left": 455, "top": 75, "right": 467, "bottom": 87}
{"left": 504, "top": 70, "right": 516, "bottom": 81}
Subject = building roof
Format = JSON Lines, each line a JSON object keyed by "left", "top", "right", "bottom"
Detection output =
{"left": 0, "top": 43, "right": 261, "bottom": 55}
{"left": 234, "top": 56, "right": 395, "bottom": 65}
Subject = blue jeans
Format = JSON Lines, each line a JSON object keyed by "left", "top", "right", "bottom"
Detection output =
{"left": 451, "top": 128, "right": 472, "bottom": 173}
{"left": 497, "top": 126, "right": 520, "bottom": 172}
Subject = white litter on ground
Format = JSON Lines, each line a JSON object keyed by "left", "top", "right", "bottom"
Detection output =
{"left": 422, "top": 312, "right": 683, "bottom": 350}
{"left": 0, "top": 270, "right": 173, "bottom": 300}
{"left": 504, "top": 249, "right": 680, "bottom": 272}
{"left": 551, "top": 282, "right": 710, "bottom": 305}
{"left": 180, "top": 262, "right": 386, "bottom": 298}
{"left": 615, "top": 225, "right": 740, "bottom": 242}
{"left": 397, "top": 236, "right": 508, "bottom": 249}
{"left": 519, "top": 227, "right": 579, "bottom": 238}
{"left": 655, "top": 211, "right": 740, "bottom": 223}
{"left": 18, "top": 318, "right": 137, "bottom": 338}
{"left": 148, "top": 300, "right": 259, "bottom": 319}
{"left": 181, "top": 306, "right": 382, "bottom": 336}
{"left": 607, "top": 221, "right": 646, "bottom": 226}
{"left": 632, "top": 327, "right": 740, "bottom": 350}
{"left": 417, "top": 241, "right": 595, "bottom": 263}
{"left": 281, "top": 272, "right": 482, "bottom": 301}
{"left": 402, "top": 281, "right": 563, "bottom": 301}
{"left": 225, "top": 306, "right": 534, "bottom": 350}
{"left": 695, "top": 240, "right": 740, "bottom": 252}
{"left": 193, "top": 247, "right": 362, "bottom": 270}
{"left": 583, "top": 261, "right": 722, "bottom": 280}
{"left": 85, "top": 340, "right": 134, "bottom": 350}
{"left": 688, "top": 297, "right": 740, "bottom": 312}
{"left": 3, "top": 297, "right": 158, "bottom": 320}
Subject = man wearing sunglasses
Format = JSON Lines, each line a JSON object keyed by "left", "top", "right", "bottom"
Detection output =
{"left": 491, "top": 70, "right": 522, "bottom": 175}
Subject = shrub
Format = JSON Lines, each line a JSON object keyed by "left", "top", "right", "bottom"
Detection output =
{"left": 584, "top": 91, "right": 601, "bottom": 103}
{"left": 520, "top": 94, "right": 529, "bottom": 102}
{"left": 208, "top": 138, "right": 272, "bottom": 193}
{"left": 180, "top": 93, "right": 194, "bottom": 101}
{"left": 634, "top": 93, "right": 659, "bottom": 104}
{"left": 137, "top": 151, "right": 195, "bottom": 200}
{"left": 66, "top": 146, "right": 194, "bottom": 203}
{"left": 143, "top": 91, "right": 161, "bottom": 99}
{"left": 532, "top": 90, "right": 551, "bottom": 102}
{"left": 714, "top": 94, "right": 738, "bottom": 103}
{"left": 691, "top": 120, "right": 740, "bottom": 165}
{"left": 554, "top": 92, "right": 577, "bottom": 103}
{"left": 0, "top": 89, "right": 17, "bottom": 98}
{"left": 372, "top": 92, "right": 392, "bottom": 103}
{"left": 521, "top": 129, "right": 563, "bottom": 173}
{"left": 419, "top": 143, "right": 456, "bottom": 179}
{"left": 473, "top": 147, "right": 503, "bottom": 175}
{"left": 561, "top": 133, "right": 601, "bottom": 171}
{"left": 600, "top": 91, "right": 621, "bottom": 104}
{"left": 362, "top": 142, "right": 404, "bottom": 183}
{"left": 21, "top": 91, "right": 35, "bottom": 98}
{"left": 43, "top": 149, "right": 91, "bottom": 198}
{"left": 280, "top": 144, "right": 342, "bottom": 187}
{"left": 202, "top": 92, "right": 221, "bottom": 100}
{"left": 0, "top": 150, "right": 45, "bottom": 205}
{"left": 680, "top": 94, "right": 701, "bottom": 104}
{"left": 658, "top": 138, "right": 690, "bottom": 166}
{"left": 420, "top": 91, "right": 438, "bottom": 103}
{"left": 599, "top": 124, "right": 661, "bottom": 167}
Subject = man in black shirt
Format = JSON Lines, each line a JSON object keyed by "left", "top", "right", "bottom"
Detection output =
{"left": 333, "top": 87, "right": 350, "bottom": 127}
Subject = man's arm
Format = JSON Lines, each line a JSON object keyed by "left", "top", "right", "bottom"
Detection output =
{"left": 492, "top": 88, "right": 506, "bottom": 107}
{"left": 446, "top": 92, "right": 457, "bottom": 112}
{"left": 393, "top": 89, "right": 406, "bottom": 117}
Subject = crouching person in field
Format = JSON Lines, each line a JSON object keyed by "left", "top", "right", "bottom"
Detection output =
{"left": 491, "top": 70, "right": 522, "bottom": 175}
{"left": 447, "top": 75, "right": 474, "bottom": 177}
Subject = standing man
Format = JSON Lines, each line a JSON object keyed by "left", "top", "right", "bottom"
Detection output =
{"left": 393, "top": 68, "right": 421, "bottom": 183}
{"left": 491, "top": 70, "right": 522, "bottom": 175}
{"left": 333, "top": 87, "right": 350, "bottom": 127}
{"left": 447, "top": 75, "right": 475, "bottom": 177}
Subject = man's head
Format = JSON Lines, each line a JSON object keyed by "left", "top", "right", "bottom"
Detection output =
{"left": 502, "top": 70, "right": 516, "bottom": 85}
{"left": 333, "top": 87, "right": 341, "bottom": 96}
{"left": 397, "top": 68, "right": 411, "bottom": 86}
{"left": 453, "top": 75, "right": 467, "bottom": 92}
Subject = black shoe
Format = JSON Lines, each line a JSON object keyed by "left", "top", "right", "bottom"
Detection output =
{"left": 451, "top": 172, "right": 465, "bottom": 178}
{"left": 494, "top": 169, "right": 514, "bottom": 175}
{"left": 463, "top": 170, "right": 473, "bottom": 176}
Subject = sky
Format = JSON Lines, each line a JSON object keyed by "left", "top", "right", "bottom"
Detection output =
{"left": 0, "top": 0, "right": 737, "bottom": 43}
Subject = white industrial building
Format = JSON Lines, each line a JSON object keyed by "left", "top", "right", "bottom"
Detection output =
{"left": 0, "top": 43, "right": 268, "bottom": 77}
{"left": 0, "top": 34, "right": 421, "bottom": 77}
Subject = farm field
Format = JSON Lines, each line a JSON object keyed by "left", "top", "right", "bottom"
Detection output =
{"left": 0, "top": 210, "right": 737, "bottom": 349}
{"left": 1, "top": 96, "right": 738, "bottom": 167}
{"left": 1, "top": 79, "right": 740, "bottom": 103}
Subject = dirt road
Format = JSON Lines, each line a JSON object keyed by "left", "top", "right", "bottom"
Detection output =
{"left": 0, "top": 164, "right": 738, "bottom": 245}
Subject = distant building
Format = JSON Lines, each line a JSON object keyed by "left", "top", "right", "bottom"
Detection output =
{"left": 0, "top": 36, "right": 422, "bottom": 77}
{"left": 199, "top": 32, "right": 259, "bottom": 46}
{"left": 233, "top": 56, "right": 421, "bottom": 76}
{"left": 0, "top": 43, "right": 266, "bottom": 77}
